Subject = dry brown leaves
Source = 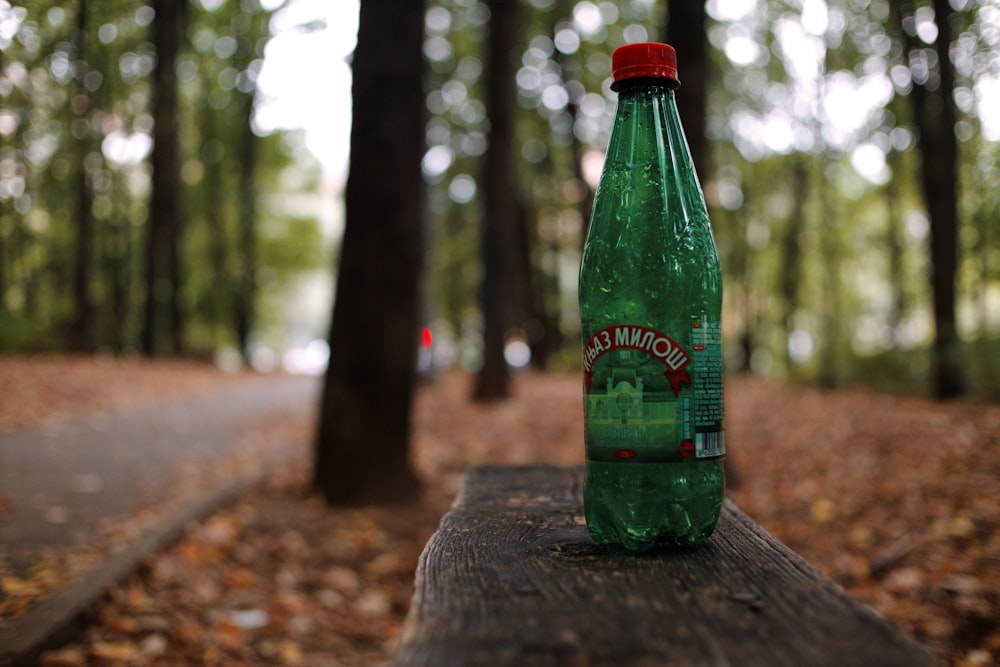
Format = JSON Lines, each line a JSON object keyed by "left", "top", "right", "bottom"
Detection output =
{"left": 38, "top": 464, "right": 447, "bottom": 667}
{"left": 0, "top": 355, "right": 255, "bottom": 430}
{"left": 1, "top": 357, "right": 996, "bottom": 666}
{"left": 727, "top": 378, "right": 1000, "bottom": 667}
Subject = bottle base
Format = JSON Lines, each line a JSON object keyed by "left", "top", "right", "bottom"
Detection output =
{"left": 584, "top": 459, "right": 725, "bottom": 552}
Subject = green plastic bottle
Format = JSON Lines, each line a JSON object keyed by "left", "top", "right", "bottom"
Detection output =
{"left": 579, "top": 43, "right": 726, "bottom": 551}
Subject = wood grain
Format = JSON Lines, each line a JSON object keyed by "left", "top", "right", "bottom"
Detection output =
{"left": 394, "top": 464, "right": 940, "bottom": 667}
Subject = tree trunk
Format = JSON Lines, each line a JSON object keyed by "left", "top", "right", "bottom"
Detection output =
{"left": 665, "top": 0, "right": 710, "bottom": 181}
{"left": 511, "top": 196, "right": 562, "bottom": 370}
{"left": 885, "top": 145, "right": 906, "bottom": 343}
{"left": 233, "top": 10, "right": 266, "bottom": 361}
{"left": 926, "top": 0, "right": 963, "bottom": 398}
{"left": 143, "top": 0, "right": 186, "bottom": 356}
{"left": 817, "top": 176, "right": 841, "bottom": 389}
{"left": 106, "top": 217, "right": 132, "bottom": 351}
{"left": 234, "top": 96, "right": 256, "bottom": 360}
{"left": 474, "top": 0, "right": 520, "bottom": 401}
{"left": 780, "top": 157, "right": 807, "bottom": 376}
{"left": 893, "top": 0, "right": 964, "bottom": 397}
{"left": 313, "top": 0, "right": 425, "bottom": 505}
{"left": 70, "top": 0, "right": 95, "bottom": 351}
{"left": 202, "top": 106, "right": 230, "bottom": 341}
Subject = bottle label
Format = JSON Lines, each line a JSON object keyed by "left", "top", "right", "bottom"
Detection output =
{"left": 582, "top": 321, "right": 725, "bottom": 463}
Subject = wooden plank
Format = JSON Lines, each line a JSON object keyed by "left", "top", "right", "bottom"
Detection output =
{"left": 394, "top": 464, "right": 940, "bottom": 667}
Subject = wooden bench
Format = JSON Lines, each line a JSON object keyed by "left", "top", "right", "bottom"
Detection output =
{"left": 393, "top": 464, "right": 940, "bottom": 666}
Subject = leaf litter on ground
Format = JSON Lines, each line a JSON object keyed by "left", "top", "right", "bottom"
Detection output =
{"left": 0, "top": 356, "right": 997, "bottom": 666}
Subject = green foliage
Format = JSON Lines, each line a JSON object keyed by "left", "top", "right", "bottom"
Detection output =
{"left": 687, "top": 0, "right": 1000, "bottom": 395}
{"left": 256, "top": 214, "right": 327, "bottom": 275}
{"left": 839, "top": 336, "right": 1000, "bottom": 400}
{"left": 0, "top": 0, "right": 326, "bottom": 357}
{"left": 2, "top": 1, "right": 999, "bottom": 396}
{"left": 377, "top": 0, "right": 989, "bottom": 397}
{"left": 0, "top": 308, "right": 40, "bottom": 351}
{"left": 964, "top": 337, "right": 1000, "bottom": 399}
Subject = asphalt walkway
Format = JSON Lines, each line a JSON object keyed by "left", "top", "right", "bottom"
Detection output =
{"left": 0, "top": 373, "right": 321, "bottom": 666}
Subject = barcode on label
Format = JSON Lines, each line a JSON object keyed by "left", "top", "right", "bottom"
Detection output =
{"left": 695, "top": 431, "right": 725, "bottom": 458}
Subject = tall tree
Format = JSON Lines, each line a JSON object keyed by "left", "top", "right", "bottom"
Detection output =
{"left": 664, "top": 0, "right": 709, "bottom": 181}
{"left": 143, "top": 0, "right": 187, "bottom": 356}
{"left": 233, "top": 78, "right": 257, "bottom": 361}
{"left": 475, "top": 0, "right": 521, "bottom": 401}
{"left": 314, "top": 0, "right": 426, "bottom": 504}
{"left": 69, "top": 0, "right": 95, "bottom": 351}
{"left": 892, "top": 0, "right": 964, "bottom": 397}
{"left": 230, "top": 1, "right": 268, "bottom": 360}
{"left": 779, "top": 156, "right": 808, "bottom": 375}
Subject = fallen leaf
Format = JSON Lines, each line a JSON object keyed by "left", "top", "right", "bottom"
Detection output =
{"left": 100, "top": 613, "right": 139, "bottom": 634}
{"left": 278, "top": 640, "right": 304, "bottom": 664}
{"left": 38, "top": 646, "right": 86, "bottom": 667}
{"left": 1, "top": 576, "right": 44, "bottom": 597}
{"left": 214, "top": 618, "right": 246, "bottom": 650}
{"left": 224, "top": 566, "right": 258, "bottom": 588}
{"left": 89, "top": 641, "right": 139, "bottom": 662}
{"left": 810, "top": 497, "right": 836, "bottom": 523}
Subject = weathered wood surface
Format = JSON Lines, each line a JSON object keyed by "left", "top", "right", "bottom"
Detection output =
{"left": 394, "top": 464, "right": 940, "bottom": 667}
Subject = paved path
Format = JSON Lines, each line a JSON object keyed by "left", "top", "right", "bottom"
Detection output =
{"left": 0, "top": 374, "right": 321, "bottom": 665}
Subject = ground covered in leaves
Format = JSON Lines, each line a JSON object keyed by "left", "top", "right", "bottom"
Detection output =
{"left": 1, "top": 356, "right": 997, "bottom": 666}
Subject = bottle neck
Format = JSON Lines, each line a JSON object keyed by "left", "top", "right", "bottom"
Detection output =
{"left": 611, "top": 77, "right": 680, "bottom": 93}
{"left": 601, "top": 70, "right": 707, "bottom": 236}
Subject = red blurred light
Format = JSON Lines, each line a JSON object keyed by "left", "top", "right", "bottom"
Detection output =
{"left": 422, "top": 327, "right": 433, "bottom": 350}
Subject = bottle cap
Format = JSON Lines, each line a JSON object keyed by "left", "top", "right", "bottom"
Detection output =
{"left": 612, "top": 42, "right": 679, "bottom": 88}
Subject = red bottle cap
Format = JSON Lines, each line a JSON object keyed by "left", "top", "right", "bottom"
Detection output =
{"left": 612, "top": 42, "right": 679, "bottom": 88}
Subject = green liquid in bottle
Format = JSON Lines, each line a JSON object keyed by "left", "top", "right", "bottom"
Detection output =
{"left": 584, "top": 460, "right": 725, "bottom": 551}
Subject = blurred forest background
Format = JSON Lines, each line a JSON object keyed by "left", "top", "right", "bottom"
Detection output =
{"left": 1, "top": 0, "right": 999, "bottom": 397}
